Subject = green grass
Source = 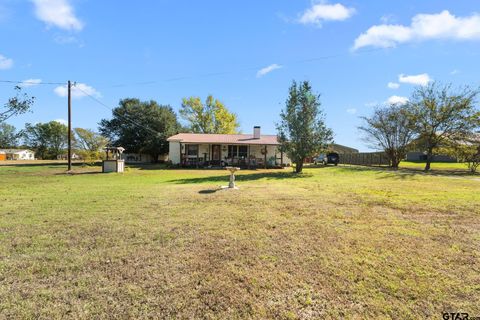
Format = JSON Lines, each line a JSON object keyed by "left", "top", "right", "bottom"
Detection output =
{"left": 400, "top": 161, "right": 468, "bottom": 171}
{"left": 0, "top": 163, "right": 479, "bottom": 319}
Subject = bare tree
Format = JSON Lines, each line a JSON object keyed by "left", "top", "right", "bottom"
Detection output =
{"left": 359, "top": 104, "right": 416, "bottom": 169}
{"left": 408, "top": 83, "right": 480, "bottom": 171}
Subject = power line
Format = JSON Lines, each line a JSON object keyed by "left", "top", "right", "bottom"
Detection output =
{"left": 0, "top": 80, "right": 65, "bottom": 85}
{"left": 104, "top": 47, "right": 389, "bottom": 88}
{"left": 2, "top": 46, "right": 390, "bottom": 88}
{"left": 74, "top": 85, "right": 164, "bottom": 137}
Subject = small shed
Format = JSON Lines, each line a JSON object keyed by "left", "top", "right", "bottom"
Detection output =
{"left": 102, "top": 147, "right": 125, "bottom": 173}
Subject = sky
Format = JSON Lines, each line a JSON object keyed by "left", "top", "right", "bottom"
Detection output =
{"left": 1, "top": 0, "right": 480, "bottom": 151}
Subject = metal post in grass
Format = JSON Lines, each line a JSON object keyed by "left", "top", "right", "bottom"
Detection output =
{"left": 67, "top": 80, "right": 72, "bottom": 173}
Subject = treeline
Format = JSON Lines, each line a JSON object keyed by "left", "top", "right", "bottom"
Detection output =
{"left": 0, "top": 121, "right": 109, "bottom": 161}
{"left": 1, "top": 89, "right": 241, "bottom": 162}
{"left": 359, "top": 83, "right": 480, "bottom": 172}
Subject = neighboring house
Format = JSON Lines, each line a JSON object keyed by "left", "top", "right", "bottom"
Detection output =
{"left": 167, "top": 126, "right": 291, "bottom": 168}
{"left": 57, "top": 153, "right": 82, "bottom": 160}
{"left": 331, "top": 144, "right": 359, "bottom": 154}
{"left": 0, "top": 149, "right": 35, "bottom": 160}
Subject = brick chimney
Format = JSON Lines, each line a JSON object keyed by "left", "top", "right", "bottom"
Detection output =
{"left": 253, "top": 126, "right": 261, "bottom": 139}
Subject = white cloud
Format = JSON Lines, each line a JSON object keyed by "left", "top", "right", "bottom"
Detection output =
{"left": 256, "top": 64, "right": 282, "bottom": 78}
{"left": 353, "top": 10, "right": 480, "bottom": 50}
{"left": 299, "top": 2, "right": 355, "bottom": 26}
{"left": 387, "top": 95, "right": 409, "bottom": 105}
{"left": 31, "top": 0, "right": 83, "bottom": 31}
{"left": 54, "top": 118, "right": 67, "bottom": 125}
{"left": 0, "top": 54, "right": 13, "bottom": 69}
{"left": 387, "top": 82, "right": 400, "bottom": 89}
{"left": 54, "top": 83, "right": 101, "bottom": 98}
{"left": 346, "top": 108, "right": 357, "bottom": 114}
{"left": 450, "top": 69, "right": 460, "bottom": 75}
{"left": 398, "top": 73, "right": 431, "bottom": 86}
{"left": 20, "top": 79, "right": 42, "bottom": 87}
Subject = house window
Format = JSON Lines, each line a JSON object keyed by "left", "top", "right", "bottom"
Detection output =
{"left": 186, "top": 145, "right": 198, "bottom": 156}
{"left": 228, "top": 145, "right": 237, "bottom": 158}
{"left": 238, "top": 146, "right": 248, "bottom": 158}
{"left": 228, "top": 145, "right": 248, "bottom": 158}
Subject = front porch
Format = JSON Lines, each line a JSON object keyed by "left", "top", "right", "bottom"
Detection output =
{"left": 179, "top": 143, "right": 286, "bottom": 169}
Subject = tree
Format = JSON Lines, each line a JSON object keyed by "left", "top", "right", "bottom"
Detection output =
{"left": 24, "top": 121, "right": 68, "bottom": 159}
{"left": 441, "top": 133, "right": 480, "bottom": 173}
{"left": 99, "top": 98, "right": 182, "bottom": 162}
{"left": 359, "top": 104, "right": 416, "bottom": 169}
{"left": 1, "top": 86, "right": 35, "bottom": 123}
{"left": 74, "top": 128, "right": 108, "bottom": 152}
{"left": 74, "top": 128, "right": 109, "bottom": 163}
{"left": 408, "top": 83, "right": 480, "bottom": 171}
{"left": 0, "top": 123, "right": 20, "bottom": 148}
{"left": 277, "top": 80, "right": 333, "bottom": 173}
{"left": 180, "top": 95, "right": 240, "bottom": 134}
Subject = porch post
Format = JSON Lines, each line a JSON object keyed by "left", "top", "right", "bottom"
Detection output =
{"left": 179, "top": 143, "right": 182, "bottom": 166}
{"left": 247, "top": 145, "right": 251, "bottom": 169}
{"left": 281, "top": 150, "right": 283, "bottom": 167}
{"left": 264, "top": 145, "right": 267, "bottom": 169}
{"left": 196, "top": 144, "right": 199, "bottom": 168}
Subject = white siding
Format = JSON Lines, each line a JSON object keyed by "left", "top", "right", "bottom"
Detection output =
{"left": 169, "top": 141, "right": 181, "bottom": 164}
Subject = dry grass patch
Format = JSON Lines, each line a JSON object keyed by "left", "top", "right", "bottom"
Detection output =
{"left": 0, "top": 164, "right": 479, "bottom": 319}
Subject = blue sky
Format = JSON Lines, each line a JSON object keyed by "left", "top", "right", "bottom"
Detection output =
{"left": 1, "top": 0, "right": 480, "bottom": 151}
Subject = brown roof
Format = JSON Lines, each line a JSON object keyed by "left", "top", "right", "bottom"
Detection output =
{"left": 167, "top": 133, "right": 280, "bottom": 145}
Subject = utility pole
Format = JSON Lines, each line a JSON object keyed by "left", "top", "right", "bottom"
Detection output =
{"left": 67, "top": 80, "right": 72, "bottom": 172}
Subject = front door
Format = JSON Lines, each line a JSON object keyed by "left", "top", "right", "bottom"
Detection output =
{"left": 212, "top": 145, "right": 221, "bottom": 161}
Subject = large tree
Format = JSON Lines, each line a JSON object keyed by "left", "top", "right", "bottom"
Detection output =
{"left": 359, "top": 104, "right": 416, "bottom": 169}
{"left": 99, "top": 98, "right": 182, "bottom": 161}
{"left": 1, "top": 86, "right": 35, "bottom": 123}
{"left": 180, "top": 95, "right": 240, "bottom": 133}
{"left": 277, "top": 80, "right": 333, "bottom": 173}
{"left": 0, "top": 123, "right": 20, "bottom": 148}
{"left": 24, "top": 121, "right": 68, "bottom": 159}
{"left": 408, "top": 83, "right": 480, "bottom": 171}
{"left": 74, "top": 128, "right": 108, "bottom": 152}
{"left": 74, "top": 128, "right": 109, "bottom": 162}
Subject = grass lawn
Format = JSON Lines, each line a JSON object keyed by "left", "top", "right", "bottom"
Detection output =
{"left": 400, "top": 161, "right": 470, "bottom": 171}
{"left": 0, "top": 163, "right": 479, "bottom": 319}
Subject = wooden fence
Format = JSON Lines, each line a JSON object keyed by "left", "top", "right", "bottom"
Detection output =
{"left": 339, "top": 152, "right": 390, "bottom": 166}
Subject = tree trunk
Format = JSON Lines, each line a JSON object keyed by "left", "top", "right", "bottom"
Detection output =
{"left": 425, "top": 148, "right": 433, "bottom": 171}
{"left": 391, "top": 157, "right": 400, "bottom": 170}
{"left": 295, "top": 160, "right": 304, "bottom": 173}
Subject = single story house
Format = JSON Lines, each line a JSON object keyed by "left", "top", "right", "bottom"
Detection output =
{"left": 0, "top": 149, "right": 35, "bottom": 160}
{"left": 167, "top": 126, "right": 291, "bottom": 168}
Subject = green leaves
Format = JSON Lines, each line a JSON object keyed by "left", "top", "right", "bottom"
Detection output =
{"left": 99, "top": 99, "right": 182, "bottom": 161}
{"left": 0, "top": 123, "right": 20, "bottom": 148}
{"left": 408, "top": 82, "right": 480, "bottom": 170}
{"left": 1, "top": 86, "right": 35, "bottom": 123}
{"left": 24, "top": 121, "right": 69, "bottom": 159}
{"left": 277, "top": 80, "right": 333, "bottom": 172}
{"left": 180, "top": 95, "right": 240, "bottom": 134}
